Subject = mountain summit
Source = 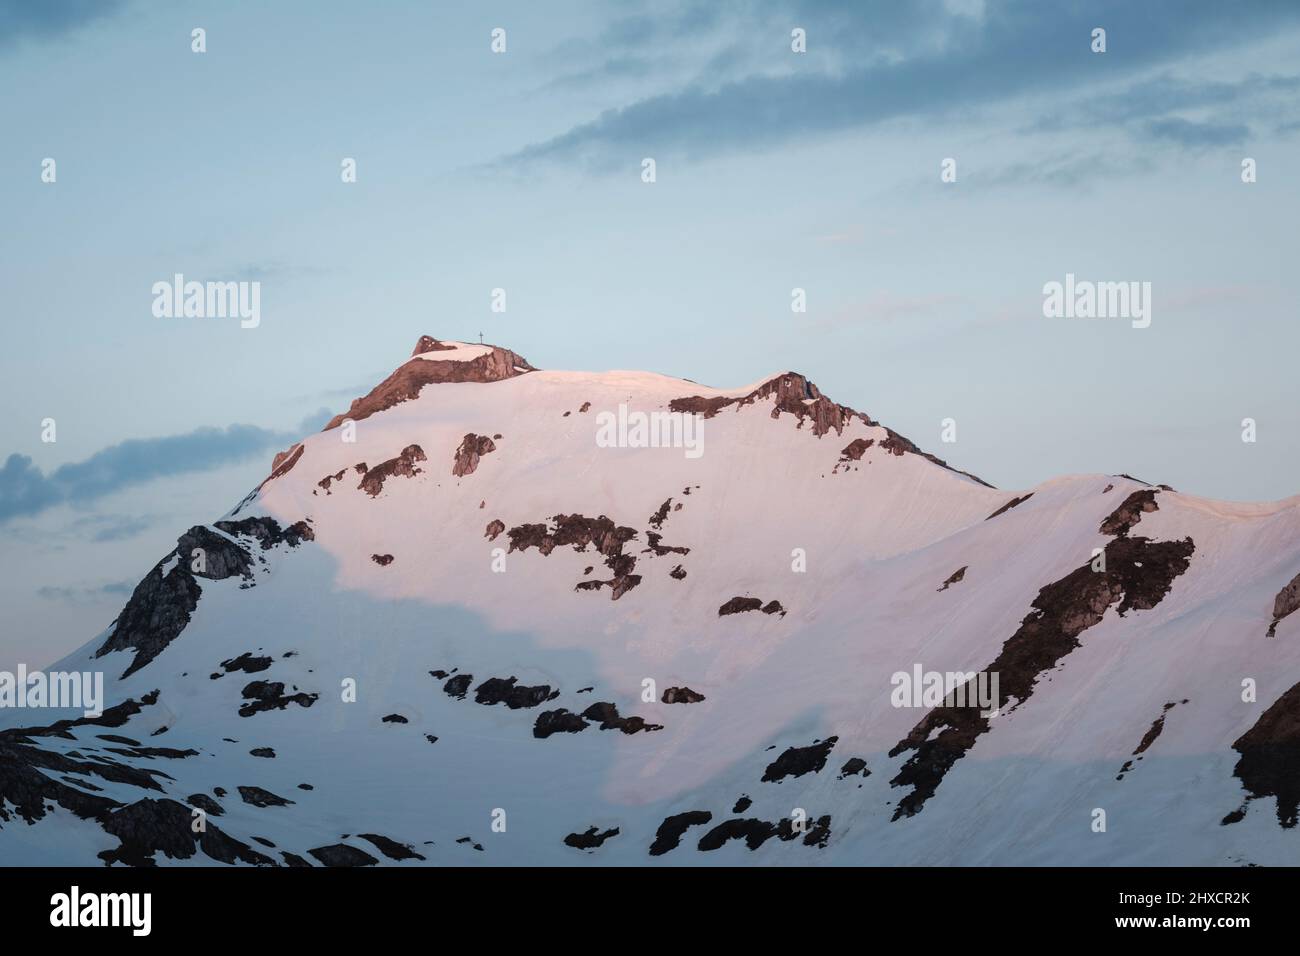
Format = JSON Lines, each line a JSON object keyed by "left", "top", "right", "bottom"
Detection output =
{"left": 3, "top": 336, "right": 1299, "bottom": 866}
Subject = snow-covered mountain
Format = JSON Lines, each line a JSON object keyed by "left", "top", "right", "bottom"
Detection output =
{"left": 4, "top": 335, "right": 1299, "bottom": 866}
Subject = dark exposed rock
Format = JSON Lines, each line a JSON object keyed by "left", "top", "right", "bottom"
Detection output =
{"left": 563, "top": 826, "right": 620, "bottom": 850}
{"left": 473, "top": 677, "right": 559, "bottom": 709}
{"left": 1099, "top": 489, "right": 1159, "bottom": 537}
{"left": 184, "top": 794, "right": 224, "bottom": 818}
{"left": 644, "top": 532, "right": 689, "bottom": 557}
{"left": 985, "top": 494, "right": 1034, "bottom": 521}
{"left": 732, "top": 795, "right": 752, "bottom": 813}
{"left": 649, "top": 498, "right": 673, "bottom": 530}
{"left": 452, "top": 433, "right": 497, "bottom": 477}
{"left": 238, "top": 680, "right": 318, "bottom": 718}
{"left": 670, "top": 372, "right": 861, "bottom": 439}
{"left": 358, "top": 445, "right": 426, "bottom": 496}
{"left": 485, "top": 519, "right": 505, "bottom": 541}
{"left": 890, "top": 531, "right": 1194, "bottom": 819}
{"left": 238, "top": 786, "right": 294, "bottom": 808}
{"left": 218, "top": 652, "right": 273, "bottom": 676}
{"left": 261, "top": 443, "right": 304, "bottom": 490}
{"left": 282, "top": 851, "right": 312, "bottom": 867}
{"left": 177, "top": 525, "right": 255, "bottom": 581}
{"left": 649, "top": 810, "right": 713, "bottom": 856}
{"left": 252, "top": 836, "right": 276, "bottom": 848}
{"left": 97, "top": 734, "right": 141, "bottom": 746}
{"left": 94, "top": 551, "right": 202, "bottom": 678}
{"left": 1266, "top": 571, "right": 1300, "bottom": 637}
{"left": 371, "top": 553, "right": 394, "bottom": 566}
{"left": 1224, "top": 681, "right": 1300, "bottom": 828}
{"left": 1117, "top": 700, "right": 1184, "bottom": 780}
{"left": 508, "top": 513, "right": 642, "bottom": 600}
{"left": 762, "top": 737, "right": 838, "bottom": 782}
{"left": 381, "top": 714, "right": 408, "bottom": 724}
{"left": 697, "top": 818, "right": 779, "bottom": 851}
{"left": 761, "top": 600, "right": 785, "bottom": 616}
{"left": 424, "top": 734, "right": 438, "bottom": 744}
{"left": 669, "top": 564, "right": 686, "bottom": 580}
{"left": 358, "top": 833, "right": 426, "bottom": 861}
{"left": 215, "top": 516, "right": 315, "bottom": 550}
{"left": 802, "top": 814, "right": 833, "bottom": 848}
{"left": 662, "top": 686, "right": 705, "bottom": 704}
{"left": 839, "top": 757, "right": 870, "bottom": 779}
{"left": 323, "top": 338, "right": 535, "bottom": 431}
{"left": 581, "top": 701, "right": 663, "bottom": 735}
{"left": 104, "top": 745, "right": 198, "bottom": 760}
{"left": 719, "top": 596, "right": 763, "bottom": 616}
{"left": 937, "top": 566, "right": 967, "bottom": 592}
{"left": 443, "top": 674, "right": 473, "bottom": 699}
{"left": 308, "top": 843, "right": 379, "bottom": 867}
{"left": 250, "top": 747, "right": 276, "bottom": 758}
{"left": 317, "top": 468, "right": 347, "bottom": 494}
{"left": 533, "top": 708, "right": 589, "bottom": 738}
{"left": 97, "top": 797, "right": 274, "bottom": 867}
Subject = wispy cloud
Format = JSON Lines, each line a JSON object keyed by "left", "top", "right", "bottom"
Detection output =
{"left": 501, "top": 0, "right": 1300, "bottom": 171}
{"left": 0, "top": 409, "right": 329, "bottom": 524}
{"left": 0, "top": 0, "right": 126, "bottom": 54}
{"left": 37, "top": 581, "right": 134, "bottom": 606}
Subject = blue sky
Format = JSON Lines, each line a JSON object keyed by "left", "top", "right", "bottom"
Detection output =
{"left": 2, "top": 0, "right": 1299, "bottom": 666}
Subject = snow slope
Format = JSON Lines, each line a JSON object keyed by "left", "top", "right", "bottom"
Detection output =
{"left": 3, "top": 336, "right": 1299, "bottom": 867}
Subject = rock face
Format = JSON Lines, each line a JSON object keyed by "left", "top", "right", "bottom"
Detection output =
{"left": 1267, "top": 571, "right": 1300, "bottom": 637}
{"left": 358, "top": 445, "right": 426, "bottom": 496}
{"left": 323, "top": 336, "right": 534, "bottom": 431}
{"left": 1225, "top": 681, "right": 1300, "bottom": 827}
{"left": 889, "top": 494, "right": 1194, "bottom": 819}
{"left": 452, "top": 433, "right": 497, "bottom": 477}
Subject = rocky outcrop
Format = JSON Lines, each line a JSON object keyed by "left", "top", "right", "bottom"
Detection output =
{"left": 95, "top": 554, "right": 202, "bottom": 678}
{"left": 890, "top": 527, "right": 1194, "bottom": 819}
{"left": 357, "top": 833, "right": 426, "bottom": 861}
{"left": 661, "top": 686, "right": 705, "bottom": 704}
{"left": 533, "top": 708, "right": 589, "bottom": 738}
{"left": 649, "top": 811, "right": 713, "bottom": 856}
{"left": 937, "top": 566, "right": 967, "bottom": 592}
{"left": 452, "top": 433, "right": 497, "bottom": 477}
{"left": 238, "top": 786, "right": 294, "bottom": 808}
{"left": 215, "top": 516, "right": 315, "bottom": 550}
{"left": 581, "top": 702, "right": 663, "bottom": 735}
{"left": 1266, "top": 571, "right": 1300, "bottom": 637}
{"left": 719, "top": 596, "right": 784, "bottom": 617}
{"left": 1099, "top": 489, "right": 1159, "bottom": 536}
{"left": 323, "top": 337, "right": 535, "bottom": 431}
{"left": 1224, "top": 681, "right": 1300, "bottom": 827}
{"left": 308, "top": 843, "right": 379, "bottom": 867}
{"left": 508, "top": 514, "right": 642, "bottom": 601}
{"left": 358, "top": 445, "right": 426, "bottom": 496}
{"left": 238, "top": 681, "right": 319, "bottom": 718}
{"left": 563, "top": 826, "right": 620, "bottom": 850}
{"left": 473, "top": 677, "right": 559, "bottom": 709}
{"left": 1117, "top": 700, "right": 1185, "bottom": 780}
{"left": 985, "top": 494, "right": 1033, "bottom": 521}
{"left": 762, "top": 737, "right": 838, "bottom": 782}
{"left": 719, "top": 596, "right": 763, "bottom": 616}
{"left": 484, "top": 519, "right": 505, "bottom": 540}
